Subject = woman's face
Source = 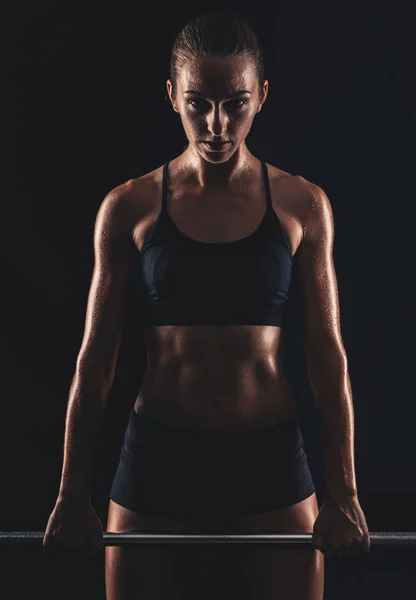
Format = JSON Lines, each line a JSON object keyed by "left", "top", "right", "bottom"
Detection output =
{"left": 166, "top": 55, "right": 268, "bottom": 161}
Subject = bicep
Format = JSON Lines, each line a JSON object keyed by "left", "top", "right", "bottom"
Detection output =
{"left": 76, "top": 191, "right": 133, "bottom": 381}
{"left": 296, "top": 185, "right": 346, "bottom": 362}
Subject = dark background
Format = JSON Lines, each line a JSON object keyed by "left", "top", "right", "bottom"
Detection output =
{"left": 4, "top": 2, "right": 415, "bottom": 598}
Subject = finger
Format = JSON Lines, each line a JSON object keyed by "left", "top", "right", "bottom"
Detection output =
{"left": 312, "top": 529, "right": 327, "bottom": 553}
{"left": 43, "top": 542, "right": 55, "bottom": 555}
{"left": 43, "top": 535, "right": 59, "bottom": 554}
{"left": 345, "top": 535, "right": 369, "bottom": 557}
{"left": 354, "top": 537, "right": 370, "bottom": 556}
{"left": 320, "top": 530, "right": 340, "bottom": 556}
{"left": 324, "top": 540, "right": 350, "bottom": 558}
{"left": 358, "top": 540, "right": 370, "bottom": 555}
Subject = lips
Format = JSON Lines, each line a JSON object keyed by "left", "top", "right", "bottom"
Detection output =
{"left": 204, "top": 141, "right": 229, "bottom": 151}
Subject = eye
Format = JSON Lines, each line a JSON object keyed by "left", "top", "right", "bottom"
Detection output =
{"left": 188, "top": 98, "right": 247, "bottom": 110}
{"left": 188, "top": 99, "right": 207, "bottom": 109}
{"left": 228, "top": 98, "right": 247, "bottom": 109}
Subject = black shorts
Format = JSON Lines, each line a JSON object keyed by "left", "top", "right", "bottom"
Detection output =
{"left": 109, "top": 408, "right": 316, "bottom": 522}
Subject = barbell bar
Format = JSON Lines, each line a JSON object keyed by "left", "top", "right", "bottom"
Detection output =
{"left": 1, "top": 531, "right": 415, "bottom": 546}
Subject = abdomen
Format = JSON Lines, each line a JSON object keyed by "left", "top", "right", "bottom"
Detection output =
{"left": 135, "top": 324, "right": 297, "bottom": 431}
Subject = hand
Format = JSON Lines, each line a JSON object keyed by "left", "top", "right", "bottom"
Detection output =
{"left": 312, "top": 493, "right": 371, "bottom": 558}
{"left": 43, "top": 495, "right": 104, "bottom": 560}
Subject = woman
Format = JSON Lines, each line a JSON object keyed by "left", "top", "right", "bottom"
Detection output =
{"left": 43, "top": 10, "right": 370, "bottom": 600}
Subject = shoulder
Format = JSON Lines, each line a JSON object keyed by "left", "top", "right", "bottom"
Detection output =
{"left": 96, "top": 167, "right": 162, "bottom": 233}
{"left": 266, "top": 162, "right": 327, "bottom": 202}
{"left": 294, "top": 176, "right": 333, "bottom": 243}
{"left": 281, "top": 175, "right": 334, "bottom": 248}
{"left": 264, "top": 161, "right": 315, "bottom": 202}
{"left": 267, "top": 164, "right": 333, "bottom": 242}
{"left": 264, "top": 162, "right": 332, "bottom": 241}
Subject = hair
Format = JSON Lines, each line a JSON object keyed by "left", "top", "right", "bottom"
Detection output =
{"left": 169, "top": 10, "right": 266, "bottom": 102}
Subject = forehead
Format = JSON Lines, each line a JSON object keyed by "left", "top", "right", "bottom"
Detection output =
{"left": 178, "top": 55, "right": 257, "bottom": 96}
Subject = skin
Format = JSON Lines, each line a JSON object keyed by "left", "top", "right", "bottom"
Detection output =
{"left": 50, "top": 54, "right": 358, "bottom": 598}
{"left": 103, "top": 55, "right": 327, "bottom": 599}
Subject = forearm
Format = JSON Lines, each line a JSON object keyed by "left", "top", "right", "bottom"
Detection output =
{"left": 58, "top": 366, "right": 111, "bottom": 501}
{"left": 308, "top": 354, "right": 358, "bottom": 502}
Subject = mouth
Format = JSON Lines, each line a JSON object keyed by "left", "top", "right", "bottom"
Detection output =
{"left": 203, "top": 141, "right": 230, "bottom": 152}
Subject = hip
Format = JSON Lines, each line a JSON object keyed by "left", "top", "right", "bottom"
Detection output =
{"left": 121, "top": 406, "right": 306, "bottom": 474}
{"left": 110, "top": 407, "right": 315, "bottom": 519}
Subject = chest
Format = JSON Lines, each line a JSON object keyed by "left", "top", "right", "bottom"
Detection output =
{"left": 167, "top": 189, "right": 267, "bottom": 245}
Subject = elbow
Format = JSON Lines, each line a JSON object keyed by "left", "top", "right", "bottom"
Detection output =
{"left": 75, "top": 351, "right": 116, "bottom": 393}
{"left": 304, "top": 329, "right": 347, "bottom": 367}
{"left": 305, "top": 351, "right": 349, "bottom": 407}
{"left": 304, "top": 339, "right": 348, "bottom": 384}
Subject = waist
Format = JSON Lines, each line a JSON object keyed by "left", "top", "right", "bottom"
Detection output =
{"left": 136, "top": 368, "right": 295, "bottom": 432}
{"left": 130, "top": 406, "right": 301, "bottom": 446}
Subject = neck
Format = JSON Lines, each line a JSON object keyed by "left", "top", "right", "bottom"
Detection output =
{"left": 177, "top": 142, "right": 256, "bottom": 191}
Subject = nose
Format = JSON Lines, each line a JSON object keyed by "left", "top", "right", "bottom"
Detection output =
{"left": 206, "top": 104, "right": 228, "bottom": 137}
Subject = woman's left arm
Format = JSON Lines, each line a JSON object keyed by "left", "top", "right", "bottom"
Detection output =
{"left": 296, "top": 182, "right": 356, "bottom": 501}
{"left": 296, "top": 181, "right": 370, "bottom": 556}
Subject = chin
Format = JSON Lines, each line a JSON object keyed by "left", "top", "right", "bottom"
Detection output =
{"left": 203, "top": 154, "right": 231, "bottom": 163}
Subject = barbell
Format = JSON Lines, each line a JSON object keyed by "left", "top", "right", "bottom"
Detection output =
{"left": 1, "top": 531, "right": 415, "bottom": 546}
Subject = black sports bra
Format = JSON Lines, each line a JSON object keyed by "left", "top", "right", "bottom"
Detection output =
{"left": 137, "top": 159, "right": 293, "bottom": 327}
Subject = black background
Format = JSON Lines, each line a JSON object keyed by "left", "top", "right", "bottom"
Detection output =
{"left": 4, "top": 1, "right": 415, "bottom": 598}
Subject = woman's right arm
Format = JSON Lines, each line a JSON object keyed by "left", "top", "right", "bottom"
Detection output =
{"left": 57, "top": 186, "right": 137, "bottom": 504}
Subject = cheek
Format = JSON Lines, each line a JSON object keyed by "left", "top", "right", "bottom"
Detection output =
{"left": 181, "top": 112, "right": 205, "bottom": 132}
{"left": 235, "top": 112, "right": 256, "bottom": 133}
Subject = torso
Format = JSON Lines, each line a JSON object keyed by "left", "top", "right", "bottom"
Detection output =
{"left": 124, "top": 156, "right": 309, "bottom": 431}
